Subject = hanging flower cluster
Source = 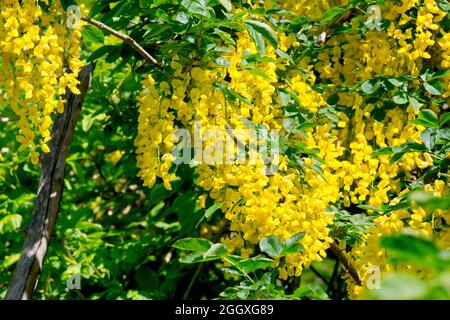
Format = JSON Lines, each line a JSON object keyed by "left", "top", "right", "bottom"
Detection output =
{"left": 0, "top": 0, "right": 84, "bottom": 164}
{"left": 135, "top": 0, "right": 449, "bottom": 293}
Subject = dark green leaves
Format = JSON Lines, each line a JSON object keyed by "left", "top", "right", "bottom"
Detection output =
{"left": 173, "top": 238, "right": 214, "bottom": 252}
{"left": 181, "top": 0, "right": 210, "bottom": 17}
{"left": 371, "top": 142, "right": 427, "bottom": 164}
{"left": 214, "top": 82, "right": 251, "bottom": 105}
{"left": 218, "top": 0, "right": 232, "bottom": 11}
{"left": 423, "top": 81, "right": 443, "bottom": 96}
{"left": 331, "top": 207, "right": 374, "bottom": 245}
{"left": 259, "top": 236, "right": 282, "bottom": 257}
{"left": 259, "top": 233, "right": 305, "bottom": 258}
{"left": 421, "top": 68, "right": 446, "bottom": 95}
{"left": 361, "top": 79, "right": 379, "bottom": 94}
{"left": 244, "top": 20, "right": 278, "bottom": 56}
{"left": 393, "top": 92, "right": 408, "bottom": 105}
{"left": 380, "top": 234, "right": 450, "bottom": 271}
{"left": 196, "top": 201, "right": 224, "bottom": 227}
{"left": 82, "top": 25, "right": 105, "bottom": 43}
{"left": 281, "top": 232, "right": 306, "bottom": 255}
{"left": 411, "top": 109, "right": 439, "bottom": 128}
{"left": 370, "top": 107, "right": 386, "bottom": 122}
{"left": 173, "top": 238, "right": 228, "bottom": 263}
{"left": 224, "top": 255, "right": 275, "bottom": 274}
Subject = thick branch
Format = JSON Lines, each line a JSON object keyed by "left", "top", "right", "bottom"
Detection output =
{"left": 81, "top": 16, "right": 162, "bottom": 69}
{"left": 329, "top": 242, "right": 362, "bottom": 286}
{"left": 5, "top": 63, "right": 95, "bottom": 300}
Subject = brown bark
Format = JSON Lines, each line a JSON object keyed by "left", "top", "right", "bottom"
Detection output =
{"left": 5, "top": 63, "right": 95, "bottom": 300}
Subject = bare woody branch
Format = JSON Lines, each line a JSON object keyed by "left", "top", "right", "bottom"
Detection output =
{"left": 5, "top": 63, "right": 95, "bottom": 300}
{"left": 329, "top": 242, "right": 362, "bottom": 286}
{"left": 82, "top": 16, "right": 162, "bottom": 69}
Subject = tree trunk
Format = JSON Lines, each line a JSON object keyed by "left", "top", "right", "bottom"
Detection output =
{"left": 5, "top": 63, "right": 95, "bottom": 300}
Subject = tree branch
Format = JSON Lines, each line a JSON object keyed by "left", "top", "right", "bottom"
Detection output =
{"left": 310, "top": 266, "right": 330, "bottom": 287}
{"left": 81, "top": 16, "right": 162, "bottom": 70}
{"left": 329, "top": 242, "right": 362, "bottom": 286}
{"left": 5, "top": 63, "right": 95, "bottom": 300}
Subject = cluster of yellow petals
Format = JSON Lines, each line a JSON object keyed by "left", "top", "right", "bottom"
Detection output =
{"left": 277, "top": 0, "right": 349, "bottom": 20}
{"left": 347, "top": 180, "right": 449, "bottom": 298}
{"left": 135, "top": 75, "right": 177, "bottom": 190}
{"left": 136, "top": 28, "right": 342, "bottom": 276}
{"left": 281, "top": 0, "right": 449, "bottom": 297}
{"left": 136, "top": 0, "right": 449, "bottom": 288}
{"left": 0, "top": 0, "right": 84, "bottom": 164}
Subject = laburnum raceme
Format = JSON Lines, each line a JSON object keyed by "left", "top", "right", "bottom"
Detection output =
{"left": 0, "top": 0, "right": 84, "bottom": 164}
{"left": 136, "top": 0, "right": 449, "bottom": 297}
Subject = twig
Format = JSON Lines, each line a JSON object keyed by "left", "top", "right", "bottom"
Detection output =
{"left": 310, "top": 266, "right": 330, "bottom": 286}
{"left": 5, "top": 63, "right": 95, "bottom": 300}
{"left": 182, "top": 263, "right": 204, "bottom": 300}
{"left": 327, "top": 259, "right": 339, "bottom": 298}
{"left": 91, "top": 155, "right": 118, "bottom": 197}
{"left": 329, "top": 242, "right": 361, "bottom": 286}
{"left": 81, "top": 16, "right": 162, "bottom": 70}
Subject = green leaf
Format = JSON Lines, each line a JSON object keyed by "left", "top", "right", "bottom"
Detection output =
{"left": 408, "top": 96, "right": 420, "bottom": 113}
{"left": 440, "top": 113, "right": 450, "bottom": 127}
{"left": 361, "top": 80, "right": 378, "bottom": 94}
{"left": 389, "top": 152, "right": 406, "bottom": 164}
{"left": 393, "top": 92, "right": 408, "bottom": 105}
{"left": 367, "top": 273, "right": 428, "bottom": 300}
{"left": 358, "top": 204, "right": 383, "bottom": 212}
{"left": 439, "top": 0, "right": 450, "bottom": 11}
{"left": 411, "top": 109, "right": 439, "bottom": 128}
{"left": 0, "top": 214, "right": 22, "bottom": 233}
{"left": 432, "top": 69, "right": 450, "bottom": 79}
{"left": 180, "top": 251, "right": 206, "bottom": 263}
{"left": 244, "top": 23, "right": 266, "bottom": 56}
{"left": 371, "top": 146, "right": 398, "bottom": 157}
{"left": 203, "top": 243, "right": 228, "bottom": 260}
{"left": 326, "top": 93, "right": 339, "bottom": 106}
{"left": 321, "top": 6, "right": 346, "bottom": 23}
{"left": 275, "top": 49, "right": 294, "bottom": 64}
{"left": 419, "top": 109, "right": 439, "bottom": 127}
{"left": 82, "top": 116, "right": 94, "bottom": 132}
{"left": 371, "top": 108, "right": 386, "bottom": 122}
{"left": 172, "top": 238, "right": 213, "bottom": 253}
{"left": 259, "top": 235, "right": 283, "bottom": 258}
{"left": 213, "top": 28, "right": 236, "bottom": 46}
{"left": 196, "top": 201, "right": 224, "bottom": 228}
{"left": 2, "top": 253, "right": 20, "bottom": 269}
{"left": 82, "top": 25, "right": 104, "bottom": 43}
{"left": 215, "top": 56, "right": 231, "bottom": 67}
{"left": 181, "top": 0, "right": 209, "bottom": 17}
{"left": 87, "top": 45, "right": 120, "bottom": 62}
{"left": 214, "top": 82, "right": 251, "bottom": 105}
{"left": 420, "top": 128, "right": 436, "bottom": 149}
{"left": 387, "top": 78, "right": 403, "bottom": 87}
{"left": 226, "top": 255, "right": 274, "bottom": 273}
{"left": 218, "top": 0, "right": 232, "bottom": 11}
{"left": 380, "top": 234, "right": 446, "bottom": 271}
{"left": 408, "top": 191, "right": 450, "bottom": 210}
{"left": 281, "top": 232, "right": 305, "bottom": 256}
{"left": 381, "top": 234, "right": 439, "bottom": 254}
{"left": 424, "top": 81, "right": 443, "bottom": 95}
{"left": 205, "top": 201, "right": 223, "bottom": 220}
{"left": 244, "top": 20, "right": 278, "bottom": 48}
{"left": 175, "top": 239, "right": 228, "bottom": 263}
